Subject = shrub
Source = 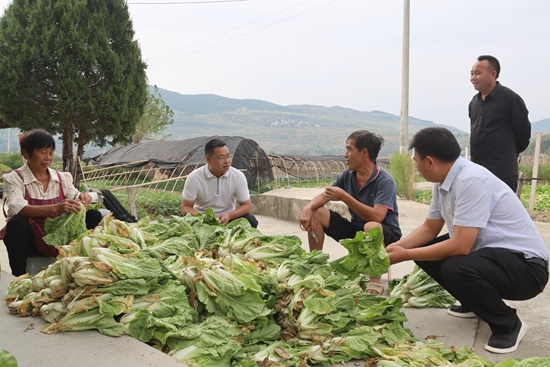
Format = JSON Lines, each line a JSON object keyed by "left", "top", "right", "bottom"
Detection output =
{"left": 416, "top": 184, "right": 550, "bottom": 212}
{"left": 0, "top": 163, "right": 12, "bottom": 173}
{"left": 110, "top": 189, "right": 182, "bottom": 219}
{"left": 414, "top": 190, "right": 432, "bottom": 205}
{"left": 0, "top": 152, "right": 23, "bottom": 170}
{"left": 389, "top": 151, "right": 417, "bottom": 200}
{"left": 518, "top": 163, "right": 550, "bottom": 183}
{"left": 520, "top": 185, "right": 550, "bottom": 212}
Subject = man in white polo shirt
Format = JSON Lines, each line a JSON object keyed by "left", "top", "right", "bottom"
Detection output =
{"left": 182, "top": 139, "right": 258, "bottom": 228}
{"left": 386, "top": 127, "right": 548, "bottom": 355}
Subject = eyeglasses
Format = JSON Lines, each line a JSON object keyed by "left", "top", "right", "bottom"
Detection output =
{"left": 214, "top": 154, "right": 232, "bottom": 162}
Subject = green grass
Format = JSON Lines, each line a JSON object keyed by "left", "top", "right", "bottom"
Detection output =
{"left": 389, "top": 151, "right": 417, "bottom": 200}
{"left": 249, "top": 177, "right": 335, "bottom": 194}
{"left": 520, "top": 185, "right": 550, "bottom": 212}
{"left": 413, "top": 190, "right": 433, "bottom": 205}
{"left": 519, "top": 164, "right": 550, "bottom": 181}
{"left": 110, "top": 189, "right": 182, "bottom": 219}
{"left": 414, "top": 184, "right": 550, "bottom": 213}
{"left": 84, "top": 180, "right": 182, "bottom": 218}
{"left": 87, "top": 177, "right": 336, "bottom": 218}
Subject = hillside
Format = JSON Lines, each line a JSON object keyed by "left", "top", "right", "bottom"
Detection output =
{"left": 531, "top": 118, "right": 550, "bottom": 134}
{"left": 155, "top": 87, "right": 469, "bottom": 156}
{"left": 1, "top": 87, "right": 547, "bottom": 157}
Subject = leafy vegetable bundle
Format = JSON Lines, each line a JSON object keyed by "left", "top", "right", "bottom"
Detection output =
{"left": 43, "top": 203, "right": 100, "bottom": 247}
{"left": 4, "top": 209, "right": 532, "bottom": 367}
{"left": 388, "top": 265, "right": 456, "bottom": 308}
{"left": 330, "top": 228, "right": 390, "bottom": 279}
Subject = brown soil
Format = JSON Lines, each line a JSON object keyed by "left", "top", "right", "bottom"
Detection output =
{"left": 531, "top": 211, "right": 550, "bottom": 223}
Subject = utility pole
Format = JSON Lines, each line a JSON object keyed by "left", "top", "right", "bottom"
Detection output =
{"left": 399, "top": 0, "right": 410, "bottom": 153}
{"left": 7, "top": 128, "right": 11, "bottom": 153}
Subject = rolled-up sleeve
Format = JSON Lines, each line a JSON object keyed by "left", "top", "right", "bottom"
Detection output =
{"left": 3, "top": 173, "right": 28, "bottom": 217}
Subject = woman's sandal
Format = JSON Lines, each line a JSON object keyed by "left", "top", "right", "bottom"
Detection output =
{"left": 366, "top": 282, "right": 385, "bottom": 295}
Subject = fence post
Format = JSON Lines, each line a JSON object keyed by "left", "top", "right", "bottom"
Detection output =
{"left": 126, "top": 187, "right": 137, "bottom": 219}
{"left": 516, "top": 172, "right": 523, "bottom": 200}
{"left": 529, "top": 132, "right": 542, "bottom": 212}
{"left": 257, "top": 155, "right": 260, "bottom": 193}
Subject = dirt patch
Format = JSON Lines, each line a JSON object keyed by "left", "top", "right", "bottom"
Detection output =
{"left": 531, "top": 211, "right": 550, "bottom": 223}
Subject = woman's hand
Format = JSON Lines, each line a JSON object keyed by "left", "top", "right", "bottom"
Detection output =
{"left": 59, "top": 199, "right": 82, "bottom": 214}
{"left": 78, "top": 193, "right": 93, "bottom": 206}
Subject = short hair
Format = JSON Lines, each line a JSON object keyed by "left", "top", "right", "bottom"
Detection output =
{"left": 408, "top": 127, "right": 461, "bottom": 162}
{"left": 205, "top": 138, "right": 227, "bottom": 156}
{"left": 347, "top": 130, "right": 384, "bottom": 162}
{"left": 477, "top": 55, "right": 500, "bottom": 79}
{"left": 19, "top": 129, "right": 55, "bottom": 156}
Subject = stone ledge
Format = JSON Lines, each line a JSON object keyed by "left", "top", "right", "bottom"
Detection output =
{"left": 251, "top": 193, "right": 350, "bottom": 222}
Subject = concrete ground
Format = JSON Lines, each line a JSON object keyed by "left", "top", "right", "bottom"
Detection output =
{"left": 1, "top": 186, "right": 549, "bottom": 365}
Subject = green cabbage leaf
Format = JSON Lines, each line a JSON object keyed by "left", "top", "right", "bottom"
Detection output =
{"left": 330, "top": 227, "right": 390, "bottom": 278}
{"left": 43, "top": 203, "right": 99, "bottom": 247}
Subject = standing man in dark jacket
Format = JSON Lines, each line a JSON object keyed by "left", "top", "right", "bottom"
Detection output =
{"left": 469, "top": 55, "right": 531, "bottom": 193}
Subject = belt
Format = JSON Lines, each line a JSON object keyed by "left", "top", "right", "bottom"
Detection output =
{"left": 526, "top": 257, "right": 549, "bottom": 269}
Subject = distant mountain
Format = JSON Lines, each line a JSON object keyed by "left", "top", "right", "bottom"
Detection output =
{"left": 153, "top": 87, "right": 469, "bottom": 156}
{"left": 157, "top": 89, "right": 286, "bottom": 115}
{"left": 531, "top": 118, "right": 550, "bottom": 134}
{"left": 2, "top": 87, "right": 546, "bottom": 158}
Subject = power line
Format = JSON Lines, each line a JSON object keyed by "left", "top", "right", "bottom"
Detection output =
{"left": 149, "top": 0, "right": 311, "bottom": 61}
{"left": 149, "top": 0, "right": 338, "bottom": 68}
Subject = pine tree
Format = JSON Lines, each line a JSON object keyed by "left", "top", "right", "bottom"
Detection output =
{"left": 0, "top": 0, "right": 147, "bottom": 177}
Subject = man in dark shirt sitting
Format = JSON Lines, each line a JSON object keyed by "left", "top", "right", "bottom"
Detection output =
{"left": 299, "top": 130, "right": 401, "bottom": 294}
{"left": 469, "top": 55, "right": 531, "bottom": 193}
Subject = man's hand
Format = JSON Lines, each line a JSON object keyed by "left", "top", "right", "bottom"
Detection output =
{"left": 218, "top": 213, "right": 231, "bottom": 226}
{"left": 299, "top": 206, "right": 314, "bottom": 231}
{"left": 182, "top": 200, "right": 199, "bottom": 216}
{"left": 385, "top": 243, "right": 408, "bottom": 265}
{"left": 323, "top": 186, "right": 347, "bottom": 202}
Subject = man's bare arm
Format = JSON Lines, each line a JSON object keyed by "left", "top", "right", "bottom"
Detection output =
{"left": 182, "top": 199, "right": 199, "bottom": 215}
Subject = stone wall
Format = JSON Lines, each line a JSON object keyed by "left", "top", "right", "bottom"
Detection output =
{"left": 250, "top": 194, "right": 350, "bottom": 222}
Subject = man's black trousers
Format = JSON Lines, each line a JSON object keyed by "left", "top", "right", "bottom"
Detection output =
{"left": 416, "top": 235, "right": 548, "bottom": 335}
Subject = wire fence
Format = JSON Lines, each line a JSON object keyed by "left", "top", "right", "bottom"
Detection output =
{"left": 2, "top": 152, "right": 546, "bottom": 217}
{"left": 78, "top": 155, "right": 348, "bottom": 216}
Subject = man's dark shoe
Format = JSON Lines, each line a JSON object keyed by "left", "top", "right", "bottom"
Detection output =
{"left": 484, "top": 318, "right": 527, "bottom": 354}
{"left": 447, "top": 304, "right": 476, "bottom": 318}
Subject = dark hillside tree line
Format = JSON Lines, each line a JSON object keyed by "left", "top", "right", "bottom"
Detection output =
{"left": 0, "top": 0, "right": 147, "bottom": 178}
{"left": 525, "top": 134, "right": 550, "bottom": 157}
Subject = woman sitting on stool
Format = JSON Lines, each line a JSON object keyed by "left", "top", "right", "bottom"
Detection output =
{"left": 0, "top": 129, "right": 102, "bottom": 276}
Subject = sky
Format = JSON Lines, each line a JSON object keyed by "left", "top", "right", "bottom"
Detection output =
{"left": 1, "top": 0, "right": 549, "bottom": 133}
